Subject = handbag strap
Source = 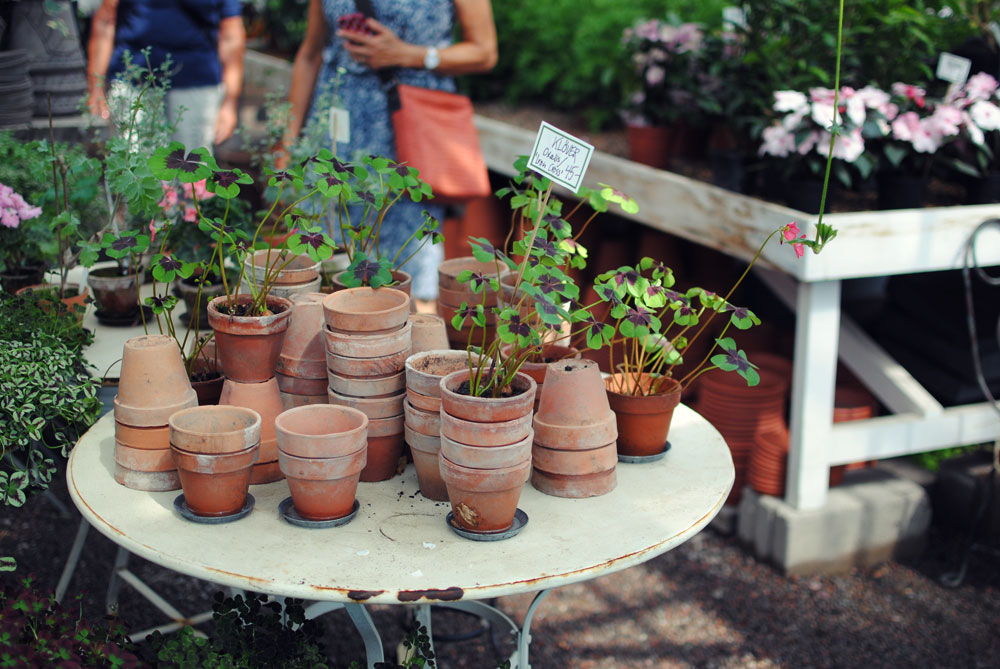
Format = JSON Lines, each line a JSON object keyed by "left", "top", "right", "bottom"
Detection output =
{"left": 352, "top": 0, "right": 402, "bottom": 112}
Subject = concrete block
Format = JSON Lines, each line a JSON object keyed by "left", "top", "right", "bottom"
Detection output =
{"left": 738, "top": 470, "right": 930, "bottom": 575}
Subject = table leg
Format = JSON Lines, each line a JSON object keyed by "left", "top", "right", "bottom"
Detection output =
{"left": 55, "top": 517, "right": 90, "bottom": 603}
{"left": 105, "top": 545, "right": 129, "bottom": 615}
{"left": 344, "top": 602, "right": 386, "bottom": 667}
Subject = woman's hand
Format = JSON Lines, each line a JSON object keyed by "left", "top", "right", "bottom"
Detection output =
{"left": 337, "top": 18, "right": 422, "bottom": 70}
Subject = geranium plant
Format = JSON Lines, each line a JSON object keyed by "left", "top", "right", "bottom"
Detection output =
{"left": 0, "top": 182, "right": 45, "bottom": 275}
{"left": 620, "top": 17, "right": 706, "bottom": 127}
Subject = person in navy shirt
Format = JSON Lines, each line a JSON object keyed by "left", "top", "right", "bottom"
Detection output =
{"left": 87, "top": 0, "right": 245, "bottom": 151}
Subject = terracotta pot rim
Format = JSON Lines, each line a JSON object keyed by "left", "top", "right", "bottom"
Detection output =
{"left": 170, "top": 442, "right": 260, "bottom": 473}
{"left": 438, "top": 453, "right": 532, "bottom": 490}
{"left": 440, "top": 432, "right": 533, "bottom": 470}
{"left": 322, "top": 286, "right": 410, "bottom": 329}
{"left": 274, "top": 403, "right": 369, "bottom": 440}
{"left": 207, "top": 293, "right": 294, "bottom": 327}
{"left": 367, "top": 413, "right": 406, "bottom": 437}
{"left": 532, "top": 411, "right": 617, "bottom": 449}
{"left": 328, "top": 387, "right": 405, "bottom": 418}
{"left": 168, "top": 405, "right": 262, "bottom": 451}
{"left": 440, "top": 409, "right": 533, "bottom": 446}
{"left": 439, "top": 369, "right": 536, "bottom": 422}
{"left": 404, "top": 423, "right": 441, "bottom": 454}
{"left": 405, "top": 349, "right": 470, "bottom": 396}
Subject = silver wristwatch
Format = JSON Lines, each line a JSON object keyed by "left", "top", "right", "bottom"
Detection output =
{"left": 424, "top": 46, "right": 440, "bottom": 71}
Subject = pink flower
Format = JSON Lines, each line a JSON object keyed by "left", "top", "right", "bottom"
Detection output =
{"left": 192, "top": 178, "right": 213, "bottom": 200}
{"left": 148, "top": 219, "right": 157, "bottom": 243}
{"left": 645, "top": 65, "right": 665, "bottom": 86}
{"left": 773, "top": 90, "right": 808, "bottom": 113}
{"left": 964, "top": 72, "right": 999, "bottom": 103}
{"left": 891, "top": 82, "right": 926, "bottom": 108}
{"left": 891, "top": 111, "right": 940, "bottom": 152}
{"left": 1, "top": 207, "right": 18, "bottom": 229}
{"left": 816, "top": 128, "right": 865, "bottom": 163}
{"left": 781, "top": 221, "right": 801, "bottom": 242}
{"left": 183, "top": 206, "right": 197, "bottom": 223}
{"left": 809, "top": 87, "right": 837, "bottom": 105}
{"left": 159, "top": 183, "right": 178, "bottom": 210}
{"left": 0, "top": 182, "right": 41, "bottom": 229}
{"left": 793, "top": 241, "right": 805, "bottom": 258}
{"left": 759, "top": 125, "right": 795, "bottom": 157}
{"left": 927, "top": 105, "right": 962, "bottom": 137}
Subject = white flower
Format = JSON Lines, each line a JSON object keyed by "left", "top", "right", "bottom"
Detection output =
{"left": 773, "top": 90, "right": 808, "bottom": 113}
{"left": 797, "top": 131, "right": 819, "bottom": 155}
{"left": 811, "top": 102, "right": 842, "bottom": 130}
{"left": 927, "top": 105, "right": 962, "bottom": 137}
{"left": 759, "top": 125, "right": 795, "bottom": 157}
{"left": 781, "top": 106, "right": 809, "bottom": 131}
{"left": 844, "top": 96, "right": 867, "bottom": 126}
{"left": 963, "top": 111, "right": 986, "bottom": 146}
{"left": 964, "top": 72, "right": 999, "bottom": 103}
{"left": 969, "top": 100, "right": 1000, "bottom": 131}
{"left": 816, "top": 128, "right": 865, "bottom": 163}
{"left": 645, "top": 65, "right": 665, "bottom": 86}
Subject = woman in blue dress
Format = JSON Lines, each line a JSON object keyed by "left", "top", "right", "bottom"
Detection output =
{"left": 285, "top": 0, "right": 497, "bottom": 303}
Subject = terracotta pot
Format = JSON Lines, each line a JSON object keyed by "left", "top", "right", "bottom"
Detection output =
{"left": 87, "top": 263, "right": 139, "bottom": 317}
{"left": 409, "top": 313, "right": 449, "bottom": 354}
{"left": 278, "top": 448, "right": 366, "bottom": 520}
{"left": 535, "top": 359, "right": 612, "bottom": 427}
{"left": 170, "top": 443, "right": 259, "bottom": 517}
{"left": 509, "top": 345, "right": 582, "bottom": 386}
{"left": 326, "top": 347, "right": 410, "bottom": 377}
{"left": 361, "top": 414, "right": 405, "bottom": 482}
{"left": 189, "top": 358, "right": 224, "bottom": 406}
{"left": 328, "top": 387, "right": 405, "bottom": 419}
{"left": 331, "top": 269, "right": 412, "bottom": 296}
{"left": 437, "top": 256, "right": 509, "bottom": 292}
{"left": 407, "top": 388, "right": 441, "bottom": 413}
{"left": 404, "top": 424, "right": 447, "bottom": 501}
{"left": 446, "top": 323, "right": 498, "bottom": 351}
{"left": 439, "top": 370, "right": 536, "bottom": 423}
{"left": 531, "top": 442, "right": 618, "bottom": 475}
{"left": 605, "top": 373, "right": 682, "bottom": 457}
{"left": 114, "top": 421, "right": 170, "bottom": 451}
{"left": 439, "top": 456, "right": 531, "bottom": 532}
{"left": 168, "top": 405, "right": 262, "bottom": 455}
{"left": 114, "top": 443, "right": 174, "bottom": 472}
{"left": 403, "top": 399, "right": 440, "bottom": 437}
{"left": 245, "top": 250, "right": 320, "bottom": 286}
{"left": 440, "top": 432, "right": 533, "bottom": 469}
{"left": 322, "top": 287, "right": 410, "bottom": 332}
{"left": 17, "top": 282, "right": 90, "bottom": 321}
{"left": 115, "top": 335, "right": 198, "bottom": 427}
{"left": 114, "top": 464, "right": 180, "bottom": 492}
{"left": 276, "top": 293, "right": 327, "bottom": 379}
{"left": 532, "top": 412, "right": 618, "bottom": 450}
{"left": 207, "top": 294, "right": 293, "bottom": 383}
{"left": 405, "top": 350, "right": 469, "bottom": 397}
{"left": 275, "top": 372, "right": 328, "bottom": 395}
{"left": 325, "top": 321, "right": 411, "bottom": 358}
{"left": 437, "top": 284, "right": 502, "bottom": 309}
{"left": 531, "top": 467, "right": 617, "bottom": 498}
{"left": 219, "top": 378, "right": 284, "bottom": 480}
{"left": 274, "top": 403, "right": 368, "bottom": 458}
{"left": 440, "top": 410, "right": 533, "bottom": 447}
{"left": 174, "top": 275, "right": 226, "bottom": 327}
{"left": 278, "top": 391, "right": 329, "bottom": 410}
{"left": 624, "top": 123, "right": 675, "bottom": 169}
{"left": 328, "top": 370, "right": 405, "bottom": 397}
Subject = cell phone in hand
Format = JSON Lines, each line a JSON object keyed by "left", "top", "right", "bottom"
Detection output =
{"left": 337, "top": 12, "right": 374, "bottom": 35}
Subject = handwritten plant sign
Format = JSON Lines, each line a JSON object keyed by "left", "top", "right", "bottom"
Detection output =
{"left": 527, "top": 121, "right": 595, "bottom": 193}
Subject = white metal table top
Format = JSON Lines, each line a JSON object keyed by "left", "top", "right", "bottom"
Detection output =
{"left": 67, "top": 406, "right": 733, "bottom": 605}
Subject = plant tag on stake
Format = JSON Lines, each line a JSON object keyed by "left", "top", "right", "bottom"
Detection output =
{"left": 328, "top": 107, "right": 350, "bottom": 144}
{"left": 722, "top": 6, "right": 747, "bottom": 29}
{"left": 936, "top": 52, "right": 971, "bottom": 84}
{"left": 527, "top": 121, "right": 594, "bottom": 193}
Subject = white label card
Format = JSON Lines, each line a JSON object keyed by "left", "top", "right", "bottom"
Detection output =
{"left": 329, "top": 106, "right": 350, "bottom": 144}
{"left": 936, "top": 53, "right": 971, "bottom": 84}
{"left": 722, "top": 6, "right": 747, "bottom": 29}
{"left": 527, "top": 122, "right": 594, "bottom": 193}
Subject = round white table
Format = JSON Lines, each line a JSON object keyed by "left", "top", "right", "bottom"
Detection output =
{"left": 68, "top": 405, "right": 733, "bottom": 667}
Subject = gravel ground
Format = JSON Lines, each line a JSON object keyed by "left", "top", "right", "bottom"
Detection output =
{"left": 3, "top": 454, "right": 1000, "bottom": 669}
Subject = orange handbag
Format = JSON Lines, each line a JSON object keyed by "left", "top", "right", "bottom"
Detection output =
{"left": 390, "top": 83, "right": 491, "bottom": 204}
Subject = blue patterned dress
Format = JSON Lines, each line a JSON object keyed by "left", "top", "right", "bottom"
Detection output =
{"left": 312, "top": 0, "right": 455, "bottom": 299}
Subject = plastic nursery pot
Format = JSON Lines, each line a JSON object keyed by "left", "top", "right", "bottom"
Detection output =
{"left": 115, "top": 335, "right": 198, "bottom": 428}
{"left": 219, "top": 378, "right": 285, "bottom": 481}
{"left": 440, "top": 432, "right": 533, "bottom": 469}
{"left": 168, "top": 405, "right": 262, "bottom": 455}
{"left": 439, "top": 369, "right": 536, "bottom": 424}
{"left": 405, "top": 350, "right": 469, "bottom": 397}
{"left": 170, "top": 443, "right": 259, "bottom": 517}
{"left": 604, "top": 373, "right": 682, "bottom": 458}
{"left": 362, "top": 414, "right": 405, "bottom": 482}
{"left": 274, "top": 403, "right": 369, "bottom": 459}
{"left": 278, "top": 448, "right": 367, "bottom": 520}
{"left": 439, "top": 456, "right": 531, "bottom": 533}
{"left": 322, "top": 286, "right": 410, "bottom": 332}
{"left": 325, "top": 321, "right": 411, "bottom": 358}
{"left": 207, "top": 294, "right": 293, "bottom": 384}
{"left": 331, "top": 269, "right": 412, "bottom": 296}
{"left": 276, "top": 293, "right": 328, "bottom": 379}
{"left": 328, "top": 387, "right": 405, "bottom": 420}
{"left": 408, "top": 313, "right": 449, "bottom": 354}
{"left": 404, "top": 424, "right": 447, "bottom": 501}
{"left": 245, "top": 250, "right": 320, "bottom": 286}
{"left": 440, "top": 410, "right": 533, "bottom": 447}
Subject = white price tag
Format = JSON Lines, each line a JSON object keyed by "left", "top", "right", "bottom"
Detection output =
{"left": 526, "top": 122, "right": 594, "bottom": 193}
{"left": 722, "top": 6, "right": 747, "bottom": 29}
{"left": 936, "top": 53, "right": 971, "bottom": 84}
{"left": 329, "top": 106, "right": 350, "bottom": 144}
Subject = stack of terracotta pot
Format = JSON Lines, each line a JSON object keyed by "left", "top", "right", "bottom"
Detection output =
{"left": 403, "top": 350, "right": 469, "bottom": 501}
{"left": 275, "top": 404, "right": 368, "bottom": 521}
{"left": 531, "top": 359, "right": 618, "bottom": 497}
{"left": 275, "top": 293, "right": 329, "bottom": 408}
{"left": 168, "top": 406, "right": 260, "bottom": 519}
{"left": 694, "top": 365, "right": 789, "bottom": 505}
{"left": 323, "top": 287, "right": 411, "bottom": 481}
{"left": 438, "top": 369, "right": 536, "bottom": 533}
{"left": 113, "top": 335, "right": 198, "bottom": 492}
{"left": 218, "top": 376, "right": 285, "bottom": 484}
{"left": 242, "top": 250, "right": 321, "bottom": 300}
{"left": 437, "top": 257, "right": 507, "bottom": 350}
{"left": 510, "top": 344, "right": 581, "bottom": 413}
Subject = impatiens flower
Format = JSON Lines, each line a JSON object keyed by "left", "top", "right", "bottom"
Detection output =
{"left": 811, "top": 102, "right": 842, "bottom": 130}
{"left": 926, "top": 105, "right": 963, "bottom": 137}
{"left": 773, "top": 90, "right": 808, "bottom": 113}
{"left": 963, "top": 72, "right": 999, "bottom": 104}
{"left": 891, "top": 82, "right": 926, "bottom": 108}
{"left": 759, "top": 125, "right": 795, "bottom": 157}
{"left": 645, "top": 65, "right": 665, "bottom": 86}
{"left": 969, "top": 100, "right": 1000, "bottom": 131}
{"left": 816, "top": 128, "right": 865, "bottom": 163}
